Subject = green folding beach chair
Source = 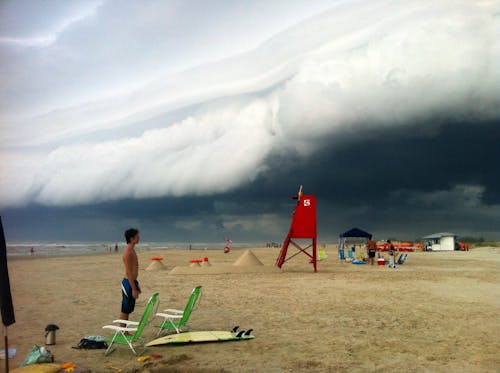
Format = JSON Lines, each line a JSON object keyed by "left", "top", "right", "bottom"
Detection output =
{"left": 318, "top": 249, "right": 328, "bottom": 261}
{"left": 155, "top": 286, "right": 202, "bottom": 336}
{"left": 102, "top": 292, "right": 159, "bottom": 356}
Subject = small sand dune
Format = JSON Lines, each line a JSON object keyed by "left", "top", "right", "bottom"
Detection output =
{"left": 232, "top": 249, "right": 264, "bottom": 266}
{"left": 145, "top": 259, "right": 166, "bottom": 271}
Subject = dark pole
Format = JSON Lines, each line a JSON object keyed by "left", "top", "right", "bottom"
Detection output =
{"left": 4, "top": 326, "right": 8, "bottom": 372}
{"left": 1, "top": 217, "right": 15, "bottom": 373}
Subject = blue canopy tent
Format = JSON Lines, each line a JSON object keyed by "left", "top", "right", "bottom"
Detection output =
{"left": 338, "top": 227, "right": 372, "bottom": 260}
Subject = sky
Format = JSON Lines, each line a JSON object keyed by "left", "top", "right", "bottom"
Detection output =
{"left": 1, "top": 0, "right": 499, "bottom": 243}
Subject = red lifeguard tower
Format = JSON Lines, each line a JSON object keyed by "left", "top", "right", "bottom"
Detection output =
{"left": 276, "top": 186, "right": 318, "bottom": 272}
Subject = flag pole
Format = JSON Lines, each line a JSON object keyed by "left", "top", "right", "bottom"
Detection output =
{"left": 4, "top": 325, "right": 8, "bottom": 373}
{"left": 1, "top": 216, "right": 15, "bottom": 373}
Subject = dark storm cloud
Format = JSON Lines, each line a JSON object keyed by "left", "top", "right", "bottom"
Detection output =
{"left": 1, "top": 196, "right": 217, "bottom": 241}
{"left": 230, "top": 119, "right": 500, "bottom": 205}
{"left": 298, "top": 120, "right": 500, "bottom": 206}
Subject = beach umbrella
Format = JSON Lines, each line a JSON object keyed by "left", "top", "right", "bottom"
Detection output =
{"left": 0, "top": 217, "right": 15, "bottom": 372}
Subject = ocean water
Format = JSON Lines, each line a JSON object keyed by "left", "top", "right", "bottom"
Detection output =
{"left": 6, "top": 241, "right": 256, "bottom": 257}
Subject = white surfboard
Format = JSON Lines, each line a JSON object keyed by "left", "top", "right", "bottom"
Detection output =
{"left": 146, "top": 330, "right": 255, "bottom": 347}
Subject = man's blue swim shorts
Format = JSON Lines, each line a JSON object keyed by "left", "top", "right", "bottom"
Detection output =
{"left": 121, "top": 278, "right": 140, "bottom": 314}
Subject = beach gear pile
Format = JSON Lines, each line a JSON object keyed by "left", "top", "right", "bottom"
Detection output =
{"left": 73, "top": 335, "right": 108, "bottom": 350}
{"left": 20, "top": 345, "right": 54, "bottom": 365}
{"left": 14, "top": 344, "right": 89, "bottom": 373}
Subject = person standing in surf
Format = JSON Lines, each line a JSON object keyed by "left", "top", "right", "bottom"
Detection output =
{"left": 119, "top": 228, "right": 141, "bottom": 327}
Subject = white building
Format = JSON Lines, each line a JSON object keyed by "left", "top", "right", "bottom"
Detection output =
{"left": 422, "top": 232, "right": 457, "bottom": 251}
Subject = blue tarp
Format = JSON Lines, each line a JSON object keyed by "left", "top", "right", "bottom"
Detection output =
{"left": 339, "top": 227, "right": 372, "bottom": 239}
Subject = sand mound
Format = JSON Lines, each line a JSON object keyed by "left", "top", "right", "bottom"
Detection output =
{"left": 168, "top": 264, "right": 280, "bottom": 275}
{"left": 146, "top": 260, "right": 166, "bottom": 271}
{"left": 168, "top": 250, "right": 275, "bottom": 275}
{"left": 233, "top": 250, "right": 264, "bottom": 266}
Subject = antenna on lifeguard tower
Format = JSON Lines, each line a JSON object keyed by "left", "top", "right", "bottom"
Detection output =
{"left": 275, "top": 185, "right": 318, "bottom": 272}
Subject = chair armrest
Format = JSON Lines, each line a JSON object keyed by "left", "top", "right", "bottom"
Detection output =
{"left": 156, "top": 312, "right": 182, "bottom": 319}
{"left": 163, "top": 309, "right": 183, "bottom": 314}
{"left": 112, "top": 319, "right": 139, "bottom": 326}
{"left": 103, "top": 325, "right": 137, "bottom": 332}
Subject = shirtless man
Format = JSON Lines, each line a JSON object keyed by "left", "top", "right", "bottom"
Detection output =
{"left": 120, "top": 228, "right": 141, "bottom": 326}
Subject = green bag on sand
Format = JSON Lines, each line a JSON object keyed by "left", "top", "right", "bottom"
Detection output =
{"left": 20, "top": 345, "right": 54, "bottom": 366}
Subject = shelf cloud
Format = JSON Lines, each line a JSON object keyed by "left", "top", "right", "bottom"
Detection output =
{"left": 1, "top": 0, "right": 499, "bottom": 240}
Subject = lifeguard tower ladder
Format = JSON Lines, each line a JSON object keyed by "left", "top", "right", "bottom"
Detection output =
{"left": 276, "top": 186, "right": 318, "bottom": 272}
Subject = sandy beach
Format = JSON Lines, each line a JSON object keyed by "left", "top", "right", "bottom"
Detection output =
{"left": 4, "top": 246, "right": 500, "bottom": 372}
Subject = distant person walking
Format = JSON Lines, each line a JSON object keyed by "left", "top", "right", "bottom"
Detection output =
{"left": 366, "top": 239, "right": 377, "bottom": 265}
{"left": 119, "top": 228, "right": 141, "bottom": 327}
{"left": 114, "top": 243, "right": 118, "bottom": 253}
